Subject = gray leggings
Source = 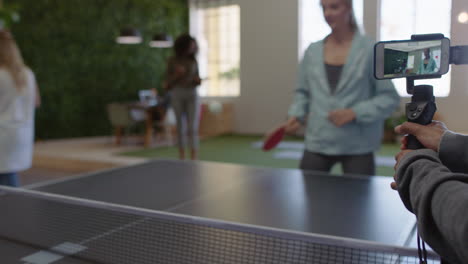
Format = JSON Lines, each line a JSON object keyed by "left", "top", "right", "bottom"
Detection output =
{"left": 170, "top": 88, "right": 199, "bottom": 149}
{"left": 299, "top": 150, "right": 375, "bottom": 176}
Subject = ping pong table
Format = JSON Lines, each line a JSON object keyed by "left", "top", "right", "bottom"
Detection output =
{"left": 0, "top": 159, "right": 440, "bottom": 263}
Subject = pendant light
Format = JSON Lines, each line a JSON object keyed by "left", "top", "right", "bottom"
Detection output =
{"left": 149, "top": 33, "right": 173, "bottom": 48}
{"left": 116, "top": 27, "right": 142, "bottom": 44}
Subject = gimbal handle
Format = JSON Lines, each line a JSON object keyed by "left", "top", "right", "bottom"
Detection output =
{"left": 403, "top": 33, "right": 466, "bottom": 149}
{"left": 405, "top": 84, "right": 437, "bottom": 149}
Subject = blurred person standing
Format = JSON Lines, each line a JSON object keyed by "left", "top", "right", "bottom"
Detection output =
{"left": 0, "top": 30, "right": 40, "bottom": 186}
{"left": 285, "top": 0, "right": 400, "bottom": 175}
{"left": 418, "top": 48, "right": 437, "bottom": 74}
{"left": 163, "top": 34, "right": 201, "bottom": 160}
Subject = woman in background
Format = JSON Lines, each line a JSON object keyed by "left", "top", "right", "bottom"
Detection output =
{"left": 285, "top": 0, "right": 399, "bottom": 175}
{"left": 0, "top": 30, "right": 40, "bottom": 186}
{"left": 163, "top": 34, "right": 201, "bottom": 160}
{"left": 418, "top": 48, "right": 437, "bottom": 74}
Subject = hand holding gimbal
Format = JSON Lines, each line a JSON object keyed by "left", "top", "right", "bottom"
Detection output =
{"left": 375, "top": 33, "right": 468, "bottom": 149}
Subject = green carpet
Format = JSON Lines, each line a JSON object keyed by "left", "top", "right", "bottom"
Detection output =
{"left": 120, "top": 134, "right": 400, "bottom": 176}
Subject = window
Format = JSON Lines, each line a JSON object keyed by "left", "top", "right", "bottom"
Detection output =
{"left": 380, "top": 0, "right": 452, "bottom": 97}
{"left": 190, "top": 0, "right": 240, "bottom": 97}
{"left": 299, "top": 0, "right": 364, "bottom": 58}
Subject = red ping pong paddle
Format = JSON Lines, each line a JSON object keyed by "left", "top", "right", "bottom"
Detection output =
{"left": 262, "top": 125, "right": 286, "bottom": 151}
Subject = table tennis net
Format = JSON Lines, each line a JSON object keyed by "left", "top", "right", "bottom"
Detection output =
{"left": 0, "top": 186, "right": 440, "bottom": 264}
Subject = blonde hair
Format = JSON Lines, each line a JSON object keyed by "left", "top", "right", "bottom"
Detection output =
{"left": 0, "top": 30, "right": 27, "bottom": 90}
{"left": 344, "top": 0, "right": 358, "bottom": 32}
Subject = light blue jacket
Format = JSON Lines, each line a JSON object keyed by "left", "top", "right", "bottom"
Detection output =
{"left": 418, "top": 57, "right": 437, "bottom": 74}
{"left": 288, "top": 33, "right": 400, "bottom": 155}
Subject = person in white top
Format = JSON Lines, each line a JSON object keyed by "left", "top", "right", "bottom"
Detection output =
{"left": 0, "top": 30, "right": 40, "bottom": 186}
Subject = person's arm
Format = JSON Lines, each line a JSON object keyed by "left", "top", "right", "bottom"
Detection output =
{"left": 162, "top": 59, "right": 173, "bottom": 91}
{"left": 394, "top": 121, "right": 468, "bottom": 172}
{"left": 191, "top": 61, "right": 201, "bottom": 86}
{"left": 395, "top": 149, "right": 468, "bottom": 263}
{"left": 287, "top": 51, "right": 310, "bottom": 123}
{"left": 284, "top": 52, "right": 311, "bottom": 134}
{"left": 350, "top": 79, "right": 400, "bottom": 124}
{"left": 350, "top": 50, "right": 401, "bottom": 124}
{"left": 417, "top": 61, "right": 423, "bottom": 74}
{"left": 164, "top": 58, "right": 185, "bottom": 90}
{"left": 429, "top": 58, "right": 437, "bottom": 73}
{"left": 438, "top": 131, "right": 468, "bottom": 173}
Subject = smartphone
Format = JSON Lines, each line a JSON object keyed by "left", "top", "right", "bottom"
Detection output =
{"left": 374, "top": 37, "right": 450, "bottom": 80}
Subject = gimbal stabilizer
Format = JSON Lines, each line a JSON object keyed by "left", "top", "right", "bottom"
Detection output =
{"left": 406, "top": 34, "right": 468, "bottom": 149}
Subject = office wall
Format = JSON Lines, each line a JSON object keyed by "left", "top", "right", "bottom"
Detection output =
{"left": 232, "top": 0, "right": 468, "bottom": 134}
{"left": 233, "top": 0, "right": 299, "bottom": 134}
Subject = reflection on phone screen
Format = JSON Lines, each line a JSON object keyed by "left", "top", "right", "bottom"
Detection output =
{"left": 383, "top": 40, "right": 442, "bottom": 78}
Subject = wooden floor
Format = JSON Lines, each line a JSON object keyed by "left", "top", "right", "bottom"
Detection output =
{"left": 19, "top": 167, "right": 78, "bottom": 186}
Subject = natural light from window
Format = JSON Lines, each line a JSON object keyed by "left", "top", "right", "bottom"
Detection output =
{"left": 380, "top": 0, "right": 452, "bottom": 97}
{"left": 190, "top": 2, "right": 240, "bottom": 97}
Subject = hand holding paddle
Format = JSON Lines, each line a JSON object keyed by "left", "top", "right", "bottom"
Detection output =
{"left": 284, "top": 117, "right": 301, "bottom": 134}
{"left": 262, "top": 125, "right": 286, "bottom": 151}
{"left": 262, "top": 117, "right": 301, "bottom": 151}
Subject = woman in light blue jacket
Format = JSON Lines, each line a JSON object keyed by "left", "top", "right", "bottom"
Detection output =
{"left": 285, "top": 0, "right": 400, "bottom": 175}
{"left": 417, "top": 48, "right": 437, "bottom": 74}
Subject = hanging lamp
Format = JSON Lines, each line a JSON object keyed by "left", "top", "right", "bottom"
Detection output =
{"left": 149, "top": 33, "right": 173, "bottom": 48}
{"left": 116, "top": 27, "right": 142, "bottom": 44}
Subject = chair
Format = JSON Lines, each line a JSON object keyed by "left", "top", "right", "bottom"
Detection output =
{"left": 106, "top": 103, "right": 143, "bottom": 145}
{"left": 148, "top": 105, "right": 174, "bottom": 146}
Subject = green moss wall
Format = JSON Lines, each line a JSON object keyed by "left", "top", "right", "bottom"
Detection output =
{"left": 8, "top": 0, "right": 188, "bottom": 139}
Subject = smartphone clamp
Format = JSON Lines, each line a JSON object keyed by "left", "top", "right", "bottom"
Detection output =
{"left": 404, "top": 34, "right": 444, "bottom": 149}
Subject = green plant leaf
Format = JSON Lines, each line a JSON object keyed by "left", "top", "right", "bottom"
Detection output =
{"left": 7, "top": 0, "right": 188, "bottom": 139}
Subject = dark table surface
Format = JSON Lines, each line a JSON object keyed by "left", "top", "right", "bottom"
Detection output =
{"left": 0, "top": 160, "right": 428, "bottom": 263}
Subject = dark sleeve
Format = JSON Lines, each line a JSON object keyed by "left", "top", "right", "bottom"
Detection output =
{"left": 439, "top": 131, "right": 468, "bottom": 173}
{"left": 396, "top": 149, "right": 468, "bottom": 264}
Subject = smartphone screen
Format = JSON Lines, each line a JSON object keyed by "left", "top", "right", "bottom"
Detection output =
{"left": 374, "top": 38, "right": 450, "bottom": 80}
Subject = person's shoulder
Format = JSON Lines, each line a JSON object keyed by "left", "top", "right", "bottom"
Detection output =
{"left": 351, "top": 33, "right": 376, "bottom": 58}
{"left": 358, "top": 33, "right": 374, "bottom": 41}
{"left": 0, "top": 66, "right": 34, "bottom": 77}
{"left": 306, "top": 39, "right": 324, "bottom": 49}
{"left": 355, "top": 33, "right": 375, "bottom": 47}
{"left": 20, "top": 66, "right": 36, "bottom": 83}
{"left": 23, "top": 66, "right": 34, "bottom": 76}
{"left": 303, "top": 39, "right": 324, "bottom": 57}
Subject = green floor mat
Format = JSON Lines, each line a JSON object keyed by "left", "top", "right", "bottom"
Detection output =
{"left": 120, "top": 134, "right": 400, "bottom": 176}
